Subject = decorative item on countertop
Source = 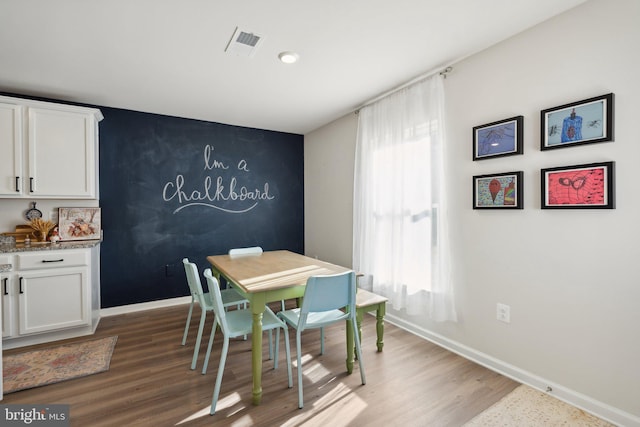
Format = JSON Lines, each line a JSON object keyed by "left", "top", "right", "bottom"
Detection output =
{"left": 49, "top": 227, "right": 61, "bottom": 243}
{"left": 29, "top": 218, "right": 56, "bottom": 242}
{"left": 25, "top": 201, "right": 43, "bottom": 221}
{"left": 1, "top": 226, "right": 34, "bottom": 244}
{"left": 0, "top": 235, "right": 16, "bottom": 245}
{"left": 58, "top": 207, "right": 101, "bottom": 241}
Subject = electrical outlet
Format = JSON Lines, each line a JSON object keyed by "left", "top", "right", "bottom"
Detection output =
{"left": 497, "top": 303, "right": 510, "bottom": 323}
{"left": 165, "top": 264, "right": 175, "bottom": 278}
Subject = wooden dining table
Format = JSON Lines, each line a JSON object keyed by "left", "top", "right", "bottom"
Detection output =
{"left": 206, "top": 250, "right": 353, "bottom": 405}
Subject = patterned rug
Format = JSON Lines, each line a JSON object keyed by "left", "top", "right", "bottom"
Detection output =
{"left": 3, "top": 336, "right": 117, "bottom": 394}
{"left": 464, "top": 384, "right": 615, "bottom": 426}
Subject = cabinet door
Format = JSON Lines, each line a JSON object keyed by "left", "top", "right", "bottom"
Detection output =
{"left": 18, "top": 267, "right": 90, "bottom": 335}
{"left": 0, "top": 103, "right": 23, "bottom": 196}
{"left": 28, "top": 108, "right": 96, "bottom": 198}
{"left": 1, "top": 274, "right": 15, "bottom": 338}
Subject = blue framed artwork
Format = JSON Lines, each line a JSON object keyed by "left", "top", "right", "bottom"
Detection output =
{"left": 473, "top": 116, "right": 523, "bottom": 161}
{"left": 541, "top": 93, "right": 614, "bottom": 150}
{"left": 473, "top": 171, "right": 523, "bottom": 209}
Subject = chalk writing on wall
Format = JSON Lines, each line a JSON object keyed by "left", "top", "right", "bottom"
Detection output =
{"left": 162, "top": 144, "right": 275, "bottom": 214}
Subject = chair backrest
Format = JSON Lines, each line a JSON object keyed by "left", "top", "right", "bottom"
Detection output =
{"left": 228, "top": 246, "right": 263, "bottom": 257}
{"left": 203, "top": 268, "right": 228, "bottom": 333}
{"left": 298, "top": 271, "right": 357, "bottom": 328}
{"left": 182, "top": 258, "right": 209, "bottom": 308}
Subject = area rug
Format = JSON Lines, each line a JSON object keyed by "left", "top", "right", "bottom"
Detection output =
{"left": 464, "top": 384, "right": 615, "bottom": 426}
{"left": 3, "top": 336, "right": 118, "bottom": 394}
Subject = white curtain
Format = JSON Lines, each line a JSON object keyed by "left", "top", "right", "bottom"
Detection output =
{"left": 353, "top": 74, "right": 457, "bottom": 322}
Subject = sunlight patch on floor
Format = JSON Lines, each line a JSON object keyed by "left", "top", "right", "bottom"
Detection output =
{"left": 294, "top": 353, "right": 313, "bottom": 368}
{"left": 176, "top": 406, "right": 211, "bottom": 425}
{"left": 300, "top": 355, "right": 331, "bottom": 382}
{"left": 281, "top": 382, "right": 367, "bottom": 426}
{"left": 175, "top": 392, "right": 244, "bottom": 424}
{"left": 228, "top": 414, "right": 256, "bottom": 427}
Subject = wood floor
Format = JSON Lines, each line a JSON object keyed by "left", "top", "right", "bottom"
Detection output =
{"left": 2, "top": 303, "right": 519, "bottom": 426}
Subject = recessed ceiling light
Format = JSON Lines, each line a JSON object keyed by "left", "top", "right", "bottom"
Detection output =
{"left": 278, "top": 51, "right": 299, "bottom": 64}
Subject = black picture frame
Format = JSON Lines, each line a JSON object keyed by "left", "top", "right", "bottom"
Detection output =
{"left": 541, "top": 93, "right": 614, "bottom": 150}
{"left": 473, "top": 116, "right": 523, "bottom": 160}
{"left": 473, "top": 171, "right": 523, "bottom": 209}
{"left": 541, "top": 161, "right": 615, "bottom": 209}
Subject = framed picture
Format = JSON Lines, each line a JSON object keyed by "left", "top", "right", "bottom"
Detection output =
{"left": 58, "top": 207, "right": 102, "bottom": 241}
{"left": 541, "top": 93, "right": 614, "bottom": 150}
{"left": 473, "top": 116, "right": 523, "bottom": 160}
{"left": 473, "top": 171, "right": 523, "bottom": 209}
{"left": 541, "top": 162, "right": 615, "bottom": 209}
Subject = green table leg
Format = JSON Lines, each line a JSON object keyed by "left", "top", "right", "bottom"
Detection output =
{"left": 375, "top": 304, "right": 385, "bottom": 352}
{"left": 354, "top": 302, "right": 386, "bottom": 355}
{"left": 251, "top": 294, "right": 266, "bottom": 405}
{"left": 346, "top": 318, "right": 354, "bottom": 374}
{"left": 355, "top": 308, "right": 364, "bottom": 359}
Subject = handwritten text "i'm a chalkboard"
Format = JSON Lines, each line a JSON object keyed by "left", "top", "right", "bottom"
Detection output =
{"left": 162, "top": 145, "right": 275, "bottom": 214}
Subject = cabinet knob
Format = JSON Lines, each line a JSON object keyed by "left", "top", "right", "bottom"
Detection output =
{"left": 15, "top": 176, "right": 20, "bottom": 192}
{"left": 19, "top": 277, "right": 24, "bottom": 294}
{"left": 2, "top": 277, "right": 7, "bottom": 295}
{"left": 42, "top": 259, "right": 64, "bottom": 263}
{"left": 29, "top": 177, "right": 34, "bottom": 193}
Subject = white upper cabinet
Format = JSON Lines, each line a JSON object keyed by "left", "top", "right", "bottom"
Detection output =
{"left": 27, "top": 107, "right": 97, "bottom": 198}
{"left": 0, "top": 103, "right": 23, "bottom": 196}
{"left": 0, "top": 96, "right": 103, "bottom": 199}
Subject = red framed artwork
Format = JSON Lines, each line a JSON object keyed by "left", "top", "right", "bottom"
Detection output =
{"left": 541, "top": 162, "right": 615, "bottom": 209}
{"left": 473, "top": 171, "right": 523, "bottom": 209}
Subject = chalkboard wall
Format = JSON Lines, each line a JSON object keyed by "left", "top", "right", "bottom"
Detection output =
{"left": 99, "top": 107, "right": 304, "bottom": 308}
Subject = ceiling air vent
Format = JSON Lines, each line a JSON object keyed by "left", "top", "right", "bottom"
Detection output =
{"left": 225, "top": 27, "right": 264, "bottom": 57}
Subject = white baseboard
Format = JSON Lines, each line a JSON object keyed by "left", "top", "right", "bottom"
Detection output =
{"left": 100, "top": 296, "right": 191, "bottom": 317}
{"left": 384, "top": 313, "right": 640, "bottom": 427}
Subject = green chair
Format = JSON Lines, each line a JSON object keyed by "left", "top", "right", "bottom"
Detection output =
{"left": 203, "top": 268, "right": 293, "bottom": 415}
{"left": 181, "top": 258, "right": 248, "bottom": 370}
{"left": 278, "top": 271, "right": 366, "bottom": 409}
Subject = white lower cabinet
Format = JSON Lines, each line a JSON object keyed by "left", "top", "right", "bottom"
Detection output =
{"left": 1, "top": 272, "right": 15, "bottom": 338}
{"left": 0, "top": 254, "right": 13, "bottom": 339}
{"left": 18, "top": 266, "right": 89, "bottom": 335}
{"left": 2, "top": 247, "right": 99, "bottom": 349}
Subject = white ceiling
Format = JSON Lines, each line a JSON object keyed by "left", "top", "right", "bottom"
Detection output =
{"left": 0, "top": 0, "right": 587, "bottom": 135}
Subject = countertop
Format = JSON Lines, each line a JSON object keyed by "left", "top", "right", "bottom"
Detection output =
{"left": 0, "top": 239, "right": 101, "bottom": 254}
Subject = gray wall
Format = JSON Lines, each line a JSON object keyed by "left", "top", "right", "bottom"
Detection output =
{"left": 303, "top": 1, "right": 640, "bottom": 424}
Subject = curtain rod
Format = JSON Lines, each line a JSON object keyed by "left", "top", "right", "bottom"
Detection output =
{"left": 355, "top": 65, "right": 453, "bottom": 113}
